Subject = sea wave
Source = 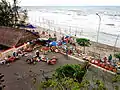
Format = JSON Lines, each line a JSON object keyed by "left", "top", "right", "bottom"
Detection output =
{"left": 26, "top": 6, "right": 120, "bottom": 47}
{"left": 105, "top": 24, "right": 115, "bottom": 26}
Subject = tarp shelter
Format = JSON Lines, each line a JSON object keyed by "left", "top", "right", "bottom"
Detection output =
{"left": 26, "top": 24, "right": 36, "bottom": 29}
{"left": 65, "top": 35, "right": 70, "bottom": 38}
{"left": 49, "top": 41, "right": 58, "bottom": 46}
{"left": 16, "top": 24, "right": 36, "bottom": 29}
{"left": 38, "top": 38, "right": 48, "bottom": 41}
{"left": 38, "top": 38, "right": 51, "bottom": 43}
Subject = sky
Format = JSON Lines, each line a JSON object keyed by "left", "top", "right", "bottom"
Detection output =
{"left": 8, "top": 0, "right": 120, "bottom": 6}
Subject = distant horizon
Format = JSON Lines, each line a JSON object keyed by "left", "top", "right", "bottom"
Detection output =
{"left": 21, "top": 5, "right": 120, "bottom": 7}
{"left": 8, "top": 0, "right": 120, "bottom": 7}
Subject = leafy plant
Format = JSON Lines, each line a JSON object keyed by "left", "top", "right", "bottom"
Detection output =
{"left": 39, "top": 63, "right": 91, "bottom": 90}
{"left": 76, "top": 38, "right": 91, "bottom": 53}
{"left": 55, "top": 64, "right": 88, "bottom": 83}
{"left": 112, "top": 75, "right": 120, "bottom": 83}
{"left": 114, "top": 85, "right": 119, "bottom": 90}
{"left": 0, "top": 0, "right": 28, "bottom": 27}
{"left": 114, "top": 53, "right": 120, "bottom": 61}
{"left": 39, "top": 64, "right": 109, "bottom": 90}
{"left": 0, "top": 0, "right": 14, "bottom": 27}
{"left": 94, "top": 80, "right": 107, "bottom": 90}
{"left": 39, "top": 77, "right": 90, "bottom": 90}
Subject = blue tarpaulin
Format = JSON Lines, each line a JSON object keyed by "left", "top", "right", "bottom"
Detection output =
{"left": 65, "top": 35, "right": 70, "bottom": 38}
{"left": 49, "top": 41, "right": 58, "bottom": 46}
{"left": 26, "top": 24, "right": 36, "bottom": 29}
{"left": 17, "top": 24, "right": 36, "bottom": 29}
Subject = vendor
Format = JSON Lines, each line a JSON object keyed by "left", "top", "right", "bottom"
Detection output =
{"left": 103, "top": 56, "right": 107, "bottom": 63}
{"left": 55, "top": 49, "right": 59, "bottom": 53}
{"left": 35, "top": 50, "right": 39, "bottom": 57}
{"left": 41, "top": 55, "right": 46, "bottom": 61}
{"left": 42, "top": 31, "right": 45, "bottom": 35}
{"left": 108, "top": 54, "right": 112, "bottom": 62}
{"left": 13, "top": 51, "right": 18, "bottom": 58}
{"left": 54, "top": 33, "right": 56, "bottom": 37}
{"left": 52, "top": 56, "right": 57, "bottom": 59}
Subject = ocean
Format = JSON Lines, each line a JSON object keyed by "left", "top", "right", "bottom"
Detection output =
{"left": 22, "top": 6, "right": 120, "bottom": 47}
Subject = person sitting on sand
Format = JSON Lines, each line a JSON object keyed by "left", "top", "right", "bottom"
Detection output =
{"left": 0, "top": 59, "right": 6, "bottom": 64}
{"left": 103, "top": 56, "right": 107, "bottom": 63}
{"left": 41, "top": 55, "right": 46, "bottom": 61}
{"left": 55, "top": 48, "right": 59, "bottom": 53}
{"left": 52, "top": 56, "right": 57, "bottom": 59}
{"left": 47, "top": 56, "right": 57, "bottom": 65}
{"left": 17, "top": 49, "right": 24, "bottom": 57}
{"left": 32, "top": 56, "right": 37, "bottom": 62}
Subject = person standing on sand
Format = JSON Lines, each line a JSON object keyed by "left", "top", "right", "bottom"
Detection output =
{"left": 54, "top": 33, "right": 56, "bottom": 37}
{"left": 42, "top": 31, "right": 45, "bottom": 35}
{"left": 13, "top": 51, "right": 18, "bottom": 57}
{"left": 49, "top": 34, "right": 51, "bottom": 38}
{"left": 35, "top": 50, "right": 39, "bottom": 57}
{"left": 108, "top": 54, "right": 112, "bottom": 62}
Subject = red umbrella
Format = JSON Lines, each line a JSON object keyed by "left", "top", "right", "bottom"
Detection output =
{"left": 112, "top": 68, "right": 117, "bottom": 72}
{"left": 97, "top": 60, "right": 100, "bottom": 63}
{"left": 101, "top": 63, "right": 105, "bottom": 68}
{"left": 94, "top": 60, "right": 98, "bottom": 65}
{"left": 109, "top": 66, "right": 113, "bottom": 71}
{"left": 42, "top": 47, "right": 49, "bottom": 51}
{"left": 105, "top": 65, "right": 109, "bottom": 70}
{"left": 97, "top": 62, "right": 101, "bottom": 66}
{"left": 91, "top": 60, "right": 95, "bottom": 64}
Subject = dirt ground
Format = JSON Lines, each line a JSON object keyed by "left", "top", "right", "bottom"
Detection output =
{"left": 0, "top": 52, "right": 82, "bottom": 90}
{"left": 0, "top": 51, "right": 120, "bottom": 90}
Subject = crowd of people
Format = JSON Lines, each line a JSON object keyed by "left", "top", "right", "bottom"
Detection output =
{"left": 39, "top": 31, "right": 120, "bottom": 73}
{"left": 0, "top": 30, "right": 120, "bottom": 73}
{"left": 25, "top": 50, "right": 57, "bottom": 65}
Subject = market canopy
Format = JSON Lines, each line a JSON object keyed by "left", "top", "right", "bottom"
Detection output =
{"left": 26, "top": 24, "right": 36, "bottom": 29}
{"left": 65, "top": 35, "right": 70, "bottom": 38}
{"left": 38, "top": 38, "right": 48, "bottom": 41}
{"left": 17, "top": 24, "right": 36, "bottom": 29}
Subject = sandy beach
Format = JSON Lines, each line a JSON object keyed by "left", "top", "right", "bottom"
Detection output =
{"left": 33, "top": 27, "right": 120, "bottom": 58}
{"left": 0, "top": 27, "right": 120, "bottom": 90}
